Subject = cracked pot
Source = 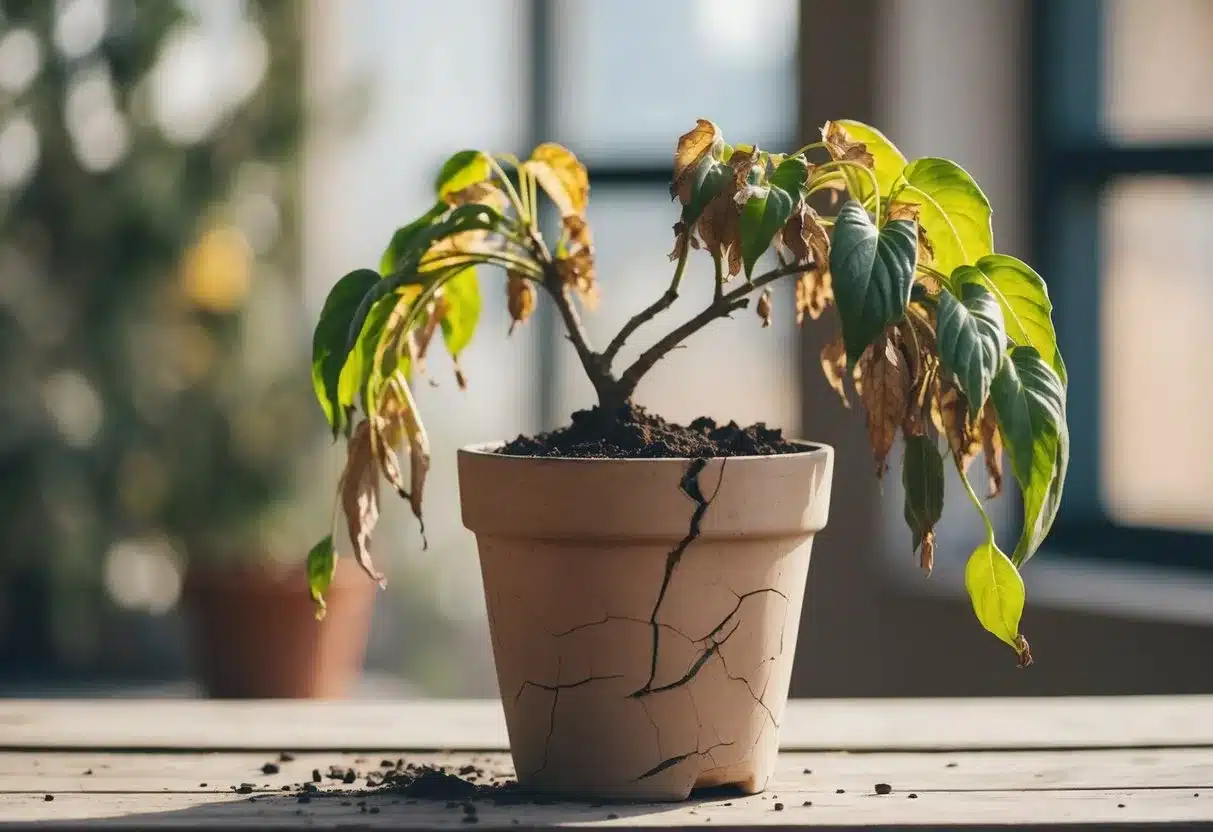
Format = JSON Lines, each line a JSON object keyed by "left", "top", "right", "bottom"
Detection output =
{"left": 458, "top": 442, "right": 833, "bottom": 801}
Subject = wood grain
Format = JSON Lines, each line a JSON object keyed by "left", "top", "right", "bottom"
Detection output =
{"left": 3, "top": 696, "right": 1211, "bottom": 752}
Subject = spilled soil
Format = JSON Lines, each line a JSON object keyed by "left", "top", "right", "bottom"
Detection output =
{"left": 497, "top": 403, "right": 804, "bottom": 459}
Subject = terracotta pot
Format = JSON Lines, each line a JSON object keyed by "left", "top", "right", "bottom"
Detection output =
{"left": 181, "top": 561, "right": 375, "bottom": 699}
{"left": 459, "top": 442, "right": 833, "bottom": 801}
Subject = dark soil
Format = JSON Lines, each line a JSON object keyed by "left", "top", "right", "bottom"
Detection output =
{"left": 497, "top": 403, "right": 804, "bottom": 459}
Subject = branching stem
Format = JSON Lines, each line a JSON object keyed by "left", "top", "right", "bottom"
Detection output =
{"left": 602, "top": 242, "right": 691, "bottom": 367}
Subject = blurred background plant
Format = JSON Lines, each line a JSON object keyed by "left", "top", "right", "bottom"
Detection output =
{"left": 0, "top": 0, "right": 316, "bottom": 683}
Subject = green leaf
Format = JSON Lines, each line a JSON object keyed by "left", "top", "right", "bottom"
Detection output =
{"left": 338, "top": 292, "right": 400, "bottom": 414}
{"left": 311, "top": 269, "right": 380, "bottom": 438}
{"left": 897, "top": 158, "right": 993, "bottom": 276}
{"left": 439, "top": 267, "right": 481, "bottom": 356}
{"left": 380, "top": 202, "right": 446, "bottom": 275}
{"left": 964, "top": 539, "right": 1026, "bottom": 650}
{"left": 990, "top": 346, "right": 1068, "bottom": 565}
{"left": 936, "top": 282, "right": 1007, "bottom": 416}
{"left": 738, "top": 184, "right": 795, "bottom": 278}
{"left": 954, "top": 255, "right": 1066, "bottom": 384}
{"left": 829, "top": 200, "right": 918, "bottom": 366}
{"left": 684, "top": 156, "right": 732, "bottom": 224}
{"left": 768, "top": 155, "right": 810, "bottom": 194}
{"left": 903, "top": 434, "right": 944, "bottom": 551}
{"left": 831, "top": 119, "right": 907, "bottom": 204}
{"left": 435, "top": 150, "right": 490, "bottom": 199}
{"left": 307, "top": 535, "right": 337, "bottom": 621}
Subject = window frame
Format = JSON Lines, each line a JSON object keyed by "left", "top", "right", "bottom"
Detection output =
{"left": 1030, "top": 0, "right": 1213, "bottom": 572}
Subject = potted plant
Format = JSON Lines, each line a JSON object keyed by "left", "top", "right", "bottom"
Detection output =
{"left": 307, "top": 119, "right": 1068, "bottom": 799}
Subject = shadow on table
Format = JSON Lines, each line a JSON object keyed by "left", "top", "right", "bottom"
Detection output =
{"left": 16, "top": 786, "right": 757, "bottom": 829}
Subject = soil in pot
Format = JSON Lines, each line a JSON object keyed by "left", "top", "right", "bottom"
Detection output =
{"left": 182, "top": 560, "right": 375, "bottom": 699}
{"left": 460, "top": 403, "right": 833, "bottom": 801}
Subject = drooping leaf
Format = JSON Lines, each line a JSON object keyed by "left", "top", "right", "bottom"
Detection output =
{"left": 682, "top": 156, "right": 733, "bottom": 221}
{"left": 737, "top": 184, "right": 795, "bottom": 277}
{"left": 935, "top": 282, "right": 1006, "bottom": 416}
{"left": 379, "top": 203, "right": 447, "bottom": 275}
{"left": 902, "top": 435, "right": 944, "bottom": 575}
{"left": 507, "top": 272, "right": 535, "bottom": 334}
{"left": 756, "top": 289, "right": 773, "bottom": 328}
{"left": 932, "top": 375, "right": 982, "bottom": 472}
{"left": 990, "top": 346, "right": 1068, "bottom": 566}
{"left": 306, "top": 535, "right": 337, "bottom": 620}
{"left": 672, "top": 119, "right": 723, "bottom": 198}
{"left": 896, "top": 157, "right": 993, "bottom": 277}
{"left": 964, "top": 539, "right": 1030, "bottom": 661}
{"left": 829, "top": 200, "right": 918, "bottom": 366}
{"left": 438, "top": 267, "right": 481, "bottom": 359}
{"left": 853, "top": 333, "right": 910, "bottom": 477}
{"left": 338, "top": 293, "right": 401, "bottom": 414}
{"left": 340, "top": 421, "right": 386, "bottom": 588}
{"left": 371, "top": 371, "right": 431, "bottom": 534}
{"left": 435, "top": 150, "right": 491, "bottom": 201}
{"left": 820, "top": 338, "right": 850, "bottom": 408}
{"left": 823, "top": 120, "right": 906, "bottom": 205}
{"left": 955, "top": 255, "right": 1066, "bottom": 384}
{"left": 312, "top": 269, "right": 381, "bottom": 438}
{"left": 979, "top": 403, "right": 1004, "bottom": 499}
{"left": 524, "top": 143, "right": 590, "bottom": 216}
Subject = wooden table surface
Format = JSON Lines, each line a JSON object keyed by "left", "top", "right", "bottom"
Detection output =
{"left": 1, "top": 696, "right": 1211, "bottom": 830}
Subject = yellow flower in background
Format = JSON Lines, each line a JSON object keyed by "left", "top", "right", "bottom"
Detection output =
{"left": 181, "top": 226, "right": 251, "bottom": 313}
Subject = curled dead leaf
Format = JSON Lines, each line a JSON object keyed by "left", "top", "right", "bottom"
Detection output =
{"left": 795, "top": 270, "right": 832, "bottom": 324}
{"left": 822, "top": 121, "right": 875, "bottom": 168}
{"left": 920, "top": 529, "right": 936, "bottom": 576}
{"left": 672, "top": 119, "right": 723, "bottom": 202}
{"left": 820, "top": 337, "right": 850, "bottom": 408}
{"left": 525, "top": 143, "right": 589, "bottom": 216}
{"left": 506, "top": 273, "right": 535, "bottom": 335}
{"left": 443, "top": 181, "right": 504, "bottom": 210}
{"left": 782, "top": 202, "right": 830, "bottom": 268}
{"left": 1015, "top": 635, "right": 1033, "bottom": 668}
{"left": 669, "top": 221, "right": 690, "bottom": 262}
{"left": 375, "top": 373, "right": 431, "bottom": 539}
{"left": 979, "top": 402, "right": 1004, "bottom": 499}
{"left": 855, "top": 332, "right": 910, "bottom": 478}
{"left": 556, "top": 215, "right": 597, "bottom": 307}
{"left": 932, "top": 375, "right": 981, "bottom": 472}
{"left": 886, "top": 201, "right": 920, "bottom": 223}
{"left": 757, "top": 289, "right": 773, "bottom": 328}
{"left": 340, "top": 421, "right": 386, "bottom": 588}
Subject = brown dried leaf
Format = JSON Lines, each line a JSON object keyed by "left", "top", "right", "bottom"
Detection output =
{"left": 917, "top": 223, "right": 935, "bottom": 266}
{"left": 340, "top": 421, "right": 386, "bottom": 588}
{"left": 820, "top": 338, "right": 850, "bottom": 408}
{"left": 375, "top": 375, "right": 431, "bottom": 536}
{"left": 524, "top": 143, "right": 589, "bottom": 216}
{"left": 856, "top": 333, "right": 910, "bottom": 478}
{"left": 443, "top": 181, "right": 502, "bottom": 209}
{"left": 782, "top": 202, "right": 830, "bottom": 268}
{"left": 980, "top": 402, "right": 1004, "bottom": 499}
{"left": 506, "top": 273, "right": 534, "bottom": 335}
{"left": 932, "top": 376, "right": 981, "bottom": 472}
{"left": 886, "top": 201, "right": 920, "bottom": 223}
{"left": 795, "top": 270, "right": 833, "bottom": 324}
{"left": 822, "top": 121, "right": 875, "bottom": 168}
{"left": 899, "top": 314, "right": 937, "bottom": 436}
{"left": 668, "top": 221, "right": 690, "bottom": 262}
{"left": 556, "top": 215, "right": 597, "bottom": 307}
{"left": 920, "top": 530, "right": 936, "bottom": 576}
{"left": 672, "top": 118, "right": 723, "bottom": 201}
{"left": 1015, "top": 635, "right": 1033, "bottom": 668}
{"left": 757, "top": 289, "right": 773, "bottom": 328}
{"left": 412, "top": 298, "right": 446, "bottom": 376}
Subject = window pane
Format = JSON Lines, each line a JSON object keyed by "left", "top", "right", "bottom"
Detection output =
{"left": 1104, "top": 0, "right": 1213, "bottom": 141}
{"left": 552, "top": 0, "right": 798, "bottom": 161}
{"left": 555, "top": 186, "right": 800, "bottom": 433}
{"left": 1101, "top": 178, "right": 1213, "bottom": 532}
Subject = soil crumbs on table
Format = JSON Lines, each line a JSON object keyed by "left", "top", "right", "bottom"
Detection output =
{"left": 498, "top": 403, "right": 804, "bottom": 459}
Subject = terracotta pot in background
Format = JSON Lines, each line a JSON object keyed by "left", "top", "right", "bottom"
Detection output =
{"left": 459, "top": 443, "right": 834, "bottom": 801}
{"left": 182, "top": 561, "right": 375, "bottom": 699}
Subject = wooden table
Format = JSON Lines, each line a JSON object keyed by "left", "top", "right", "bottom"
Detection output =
{"left": 2, "top": 697, "right": 1212, "bottom": 829}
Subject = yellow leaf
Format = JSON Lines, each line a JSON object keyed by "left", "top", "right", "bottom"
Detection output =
{"left": 672, "top": 118, "right": 723, "bottom": 199}
{"left": 524, "top": 143, "right": 590, "bottom": 217}
{"left": 820, "top": 338, "right": 850, "bottom": 408}
{"left": 964, "top": 539, "right": 1028, "bottom": 655}
{"left": 855, "top": 333, "right": 910, "bottom": 476}
{"left": 507, "top": 273, "right": 535, "bottom": 335}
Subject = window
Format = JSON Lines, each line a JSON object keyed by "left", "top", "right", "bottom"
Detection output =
{"left": 1032, "top": 0, "right": 1213, "bottom": 571}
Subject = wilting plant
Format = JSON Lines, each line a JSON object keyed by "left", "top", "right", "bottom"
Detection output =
{"left": 307, "top": 119, "right": 1067, "bottom": 664}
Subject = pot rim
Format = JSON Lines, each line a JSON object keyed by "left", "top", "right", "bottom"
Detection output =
{"left": 458, "top": 438, "right": 833, "bottom": 464}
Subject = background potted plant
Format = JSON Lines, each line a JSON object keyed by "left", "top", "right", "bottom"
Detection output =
{"left": 309, "top": 118, "right": 1068, "bottom": 798}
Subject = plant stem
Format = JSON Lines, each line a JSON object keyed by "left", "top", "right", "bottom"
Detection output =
{"left": 712, "top": 251, "right": 724, "bottom": 302}
{"left": 955, "top": 454, "right": 996, "bottom": 543}
{"left": 602, "top": 242, "right": 690, "bottom": 367}
{"left": 613, "top": 261, "right": 809, "bottom": 401}
{"left": 540, "top": 263, "right": 618, "bottom": 406}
